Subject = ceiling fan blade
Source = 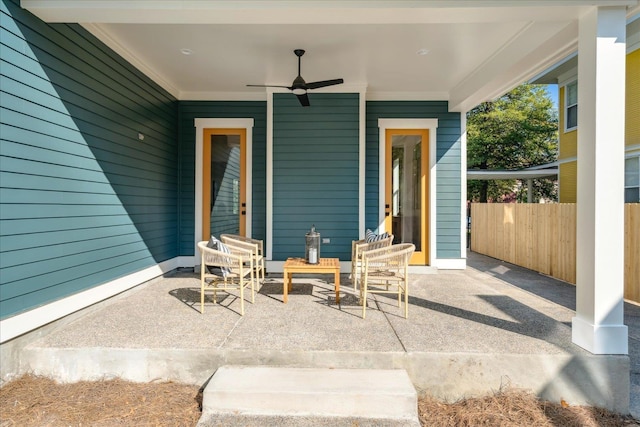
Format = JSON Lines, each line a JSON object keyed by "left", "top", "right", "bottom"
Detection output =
{"left": 246, "top": 84, "right": 292, "bottom": 89}
{"left": 305, "top": 79, "right": 344, "bottom": 90}
{"left": 296, "top": 93, "right": 310, "bottom": 107}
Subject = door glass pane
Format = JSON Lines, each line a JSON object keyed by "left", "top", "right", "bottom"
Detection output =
{"left": 209, "top": 134, "right": 241, "bottom": 236}
{"left": 391, "top": 135, "right": 421, "bottom": 251}
{"left": 625, "top": 157, "right": 639, "bottom": 187}
{"left": 625, "top": 157, "right": 640, "bottom": 203}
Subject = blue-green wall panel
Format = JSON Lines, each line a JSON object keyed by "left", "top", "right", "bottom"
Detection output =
{"left": 272, "top": 93, "right": 359, "bottom": 261}
{"left": 0, "top": 0, "right": 179, "bottom": 319}
{"left": 177, "top": 101, "right": 267, "bottom": 255}
{"left": 365, "top": 101, "right": 462, "bottom": 259}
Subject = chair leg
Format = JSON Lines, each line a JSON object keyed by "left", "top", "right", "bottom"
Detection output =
{"left": 261, "top": 260, "right": 265, "bottom": 283}
{"left": 251, "top": 277, "right": 256, "bottom": 304}
{"left": 362, "top": 277, "right": 368, "bottom": 319}
{"left": 404, "top": 285, "right": 409, "bottom": 319}
{"left": 213, "top": 283, "right": 218, "bottom": 305}
{"left": 239, "top": 277, "right": 245, "bottom": 316}
{"left": 352, "top": 262, "right": 357, "bottom": 292}
{"left": 201, "top": 278, "right": 205, "bottom": 314}
{"left": 249, "top": 260, "right": 255, "bottom": 304}
{"left": 403, "top": 280, "right": 409, "bottom": 319}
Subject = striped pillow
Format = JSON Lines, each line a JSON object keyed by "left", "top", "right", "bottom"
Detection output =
{"left": 206, "top": 235, "right": 232, "bottom": 277}
{"left": 365, "top": 229, "right": 390, "bottom": 243}
{"left": 365, "top": 229, "right": 376, "bottom": 242}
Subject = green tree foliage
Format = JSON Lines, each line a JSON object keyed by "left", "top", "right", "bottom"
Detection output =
{"left": 467, "top": 84, "right": 558, "bottom": 202}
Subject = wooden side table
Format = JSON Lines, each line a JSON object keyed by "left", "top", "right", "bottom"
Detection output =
{"left": 282, "top": 258, "right": 340, "bottom": 304}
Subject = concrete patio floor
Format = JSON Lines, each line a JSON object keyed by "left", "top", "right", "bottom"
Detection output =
{"left": 17, "top": 251, "right": 635, "bottom": 415}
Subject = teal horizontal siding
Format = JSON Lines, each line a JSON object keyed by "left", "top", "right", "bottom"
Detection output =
{"left": 1, "top": 12, "right": 174, "bottom": 121}
{"left": 2, "top": 219, "right": 177, "bottom": 249}
{"left": 177, "top": 101, "right": 267, "bottom": 255}
{"left": 365, "top": 101, "right": 462, "bottom": 259}
{"left": 272, "top": 93, "right": 359, "bottom": 261}
{"left": 0, "top": 0, "right": 179, "bottom": 319}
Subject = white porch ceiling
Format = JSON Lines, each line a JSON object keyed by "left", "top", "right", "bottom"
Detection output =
{"left": 21, "top": 0, "right": 639, "bottom": 111}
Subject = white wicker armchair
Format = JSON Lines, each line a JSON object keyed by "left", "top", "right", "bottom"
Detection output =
{"left": 359, "top": 243, "right": 415, "bottom": 319}
{"left": 197, "top": 240, "right": 255, "bottom": 315}
{"left": 351, "top": 234, "right": 394, "bottom": 291}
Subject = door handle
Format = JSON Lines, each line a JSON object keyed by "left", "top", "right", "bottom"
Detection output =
{"left": 241, "top": 210, "right": 246, "bottom": 215}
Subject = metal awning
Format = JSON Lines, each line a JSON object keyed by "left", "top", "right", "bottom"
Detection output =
{"left": 468, "top": 161, "right": 558, "bottom": 180}
{"left": 467, "top": 168, "right": 558, "bottom": 180}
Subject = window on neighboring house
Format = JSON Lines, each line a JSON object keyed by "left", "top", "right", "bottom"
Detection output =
{"left": 565, "top": 80, "right": 578, "bottom": 131}
{"left": 626, "top": 156, "right": 640, "bottom": 203}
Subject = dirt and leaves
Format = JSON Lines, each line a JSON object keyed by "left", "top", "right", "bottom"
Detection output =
{"left": 1, "top": 374, "right": 637, "bottom": 426}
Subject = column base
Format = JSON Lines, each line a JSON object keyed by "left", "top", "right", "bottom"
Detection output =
{"left": 572, "top": 316, "right": 628, "bottom": 354}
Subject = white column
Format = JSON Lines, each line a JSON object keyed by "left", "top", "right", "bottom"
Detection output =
{"left": 572, "top": 6, "right": 628, "bottom": 355}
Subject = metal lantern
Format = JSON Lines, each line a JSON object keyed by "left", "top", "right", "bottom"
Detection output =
{"left": 305, "top": 224, "right": 321, "bottom": 264}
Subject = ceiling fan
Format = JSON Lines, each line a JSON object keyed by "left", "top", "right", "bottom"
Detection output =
{"left": 247, "top": 49, "right": 344, "bottom": 107}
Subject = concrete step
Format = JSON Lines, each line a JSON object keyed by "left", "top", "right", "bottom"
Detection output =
{"left": 197, "top": 365, "right": 420, "bottom": 426}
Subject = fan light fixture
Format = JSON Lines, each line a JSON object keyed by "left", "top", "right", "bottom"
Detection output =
{"left": 292, "top": 88, "right": 306, "bottom": 95}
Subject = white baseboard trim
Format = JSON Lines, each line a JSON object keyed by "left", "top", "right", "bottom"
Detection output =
{"left": 0, "top": 258, "right": 180, "bottom": 344}
{"left": 176, "top": 255, "right": 196, "bottom": 268}
{"left": 434, "top": 258, "right": 467, "bottom": 270}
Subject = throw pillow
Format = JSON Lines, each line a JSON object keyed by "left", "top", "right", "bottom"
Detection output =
{"left": 365, "top": 229, "right": 390, "bottom": 243}
{"left": 206, "top": 235, "right": 232, "bottom": 277}
{"left": 365, "top": 229, "right": 376, "bottom": 242}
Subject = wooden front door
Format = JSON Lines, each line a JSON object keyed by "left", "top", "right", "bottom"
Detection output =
{"left": 384, "top": 128, "right": 429, "bottom": 264}
{"left": 202, "top": 128, "right": 247, "bottom": 240}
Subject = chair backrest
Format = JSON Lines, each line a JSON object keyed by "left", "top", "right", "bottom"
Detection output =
{"left": 197, "top": 241, "right": 239, "bottom": 269}
{"left": 362, "top": 243, "right": 415, "bottom": 270}
{"left": 220, "top": 235, "right": 257, "bottom": 255}
{"left": 364, "top": 234, "right": 394, "bottom": 251}
{"left": 220, "top": 234, "right": 263, "bottom": 255}
{"left": 353, "top": 234, "right": 393, "bottom": 257}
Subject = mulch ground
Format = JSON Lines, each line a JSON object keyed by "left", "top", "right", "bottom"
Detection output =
{"left": 1, "top": 374, "right": 638, "bottom": 426}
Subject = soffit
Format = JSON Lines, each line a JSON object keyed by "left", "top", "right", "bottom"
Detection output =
{"left": 20, "top": 0, "right": 639, "bottom": 110}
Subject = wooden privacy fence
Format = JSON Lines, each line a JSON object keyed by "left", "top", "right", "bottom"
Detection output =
{"left": 470, "top": 203, "right": 640, "bottom": 303}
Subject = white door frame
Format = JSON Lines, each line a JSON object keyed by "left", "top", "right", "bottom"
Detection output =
{"left": 194, "top": 118, "right": 254, "bottom": 262}
{"left": 378, "top": 118, "right": 438, "bottom": 266}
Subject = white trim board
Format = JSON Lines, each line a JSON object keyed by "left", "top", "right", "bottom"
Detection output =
{"left": 460, "top": 112, "right": 468, "bottom": 262}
